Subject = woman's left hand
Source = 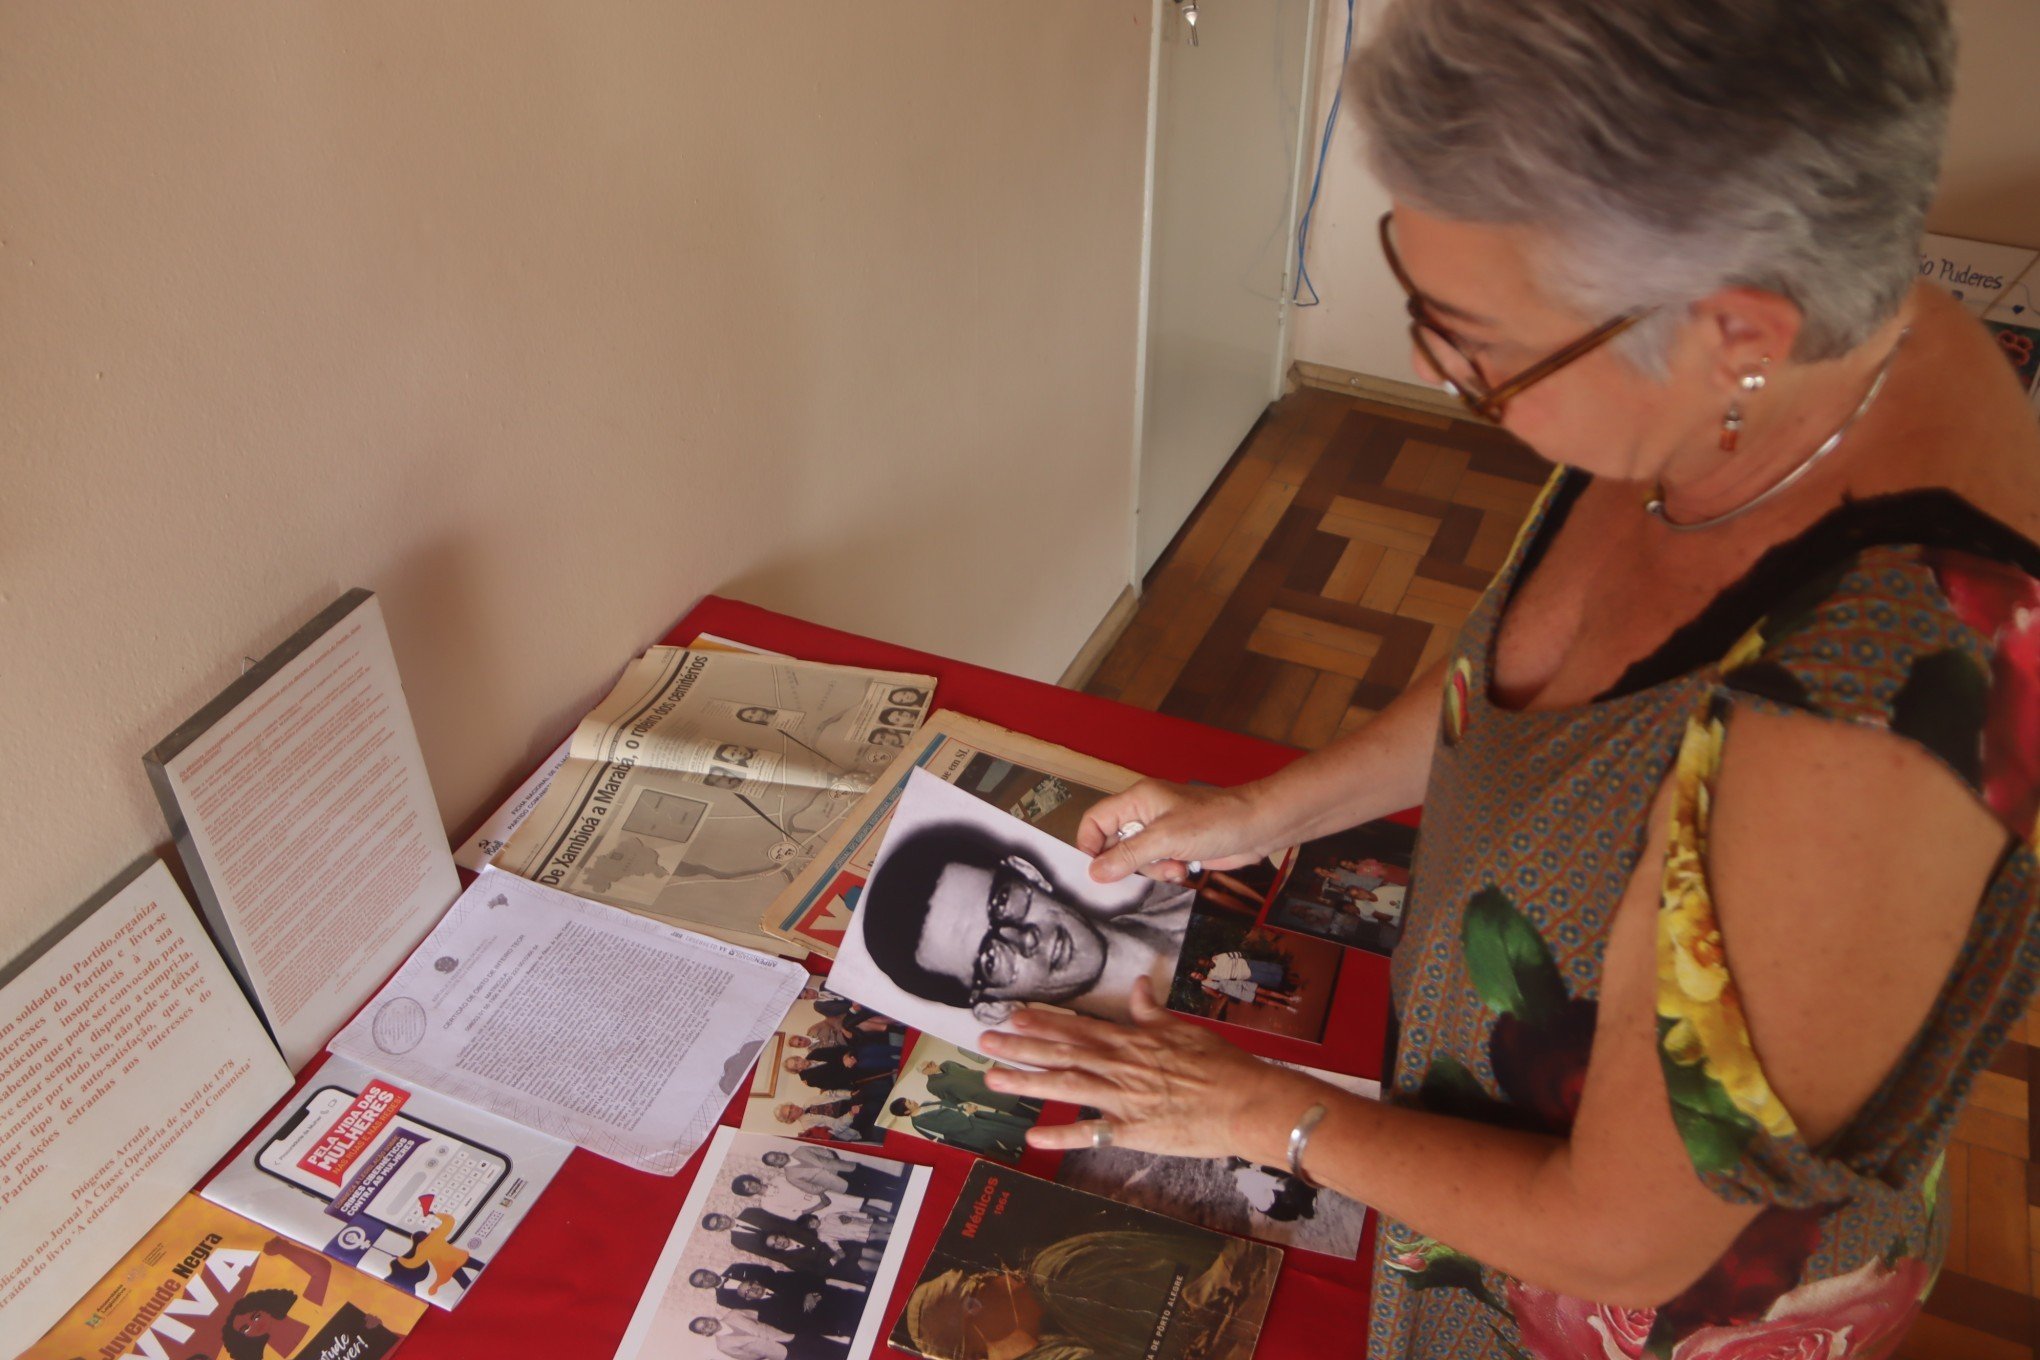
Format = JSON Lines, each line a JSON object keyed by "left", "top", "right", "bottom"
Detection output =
{"left": 979, "top": 977, "right": 1304, "bottom": 1159}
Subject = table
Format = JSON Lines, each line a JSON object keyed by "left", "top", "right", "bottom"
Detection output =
{"left": 277, "top": 596, "right": 1394, "bottom": 1358}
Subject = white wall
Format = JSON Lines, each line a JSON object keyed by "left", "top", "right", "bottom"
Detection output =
{"left": 1286, "top": 0, "right": 1407, "bottom": 385}
{"left": 1932, "top": 1, "right": 2040, "bottom": 250}
{"left": 0, "top": 1, "right": 1154, "bottom": 961}
{"left": 1290, "top": 0, "right": 2040, "bottom": 382}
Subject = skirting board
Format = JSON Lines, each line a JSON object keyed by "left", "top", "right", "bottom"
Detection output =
{"left": 1290, "top": 360, "right": 1469, "bottom": 422}
{"left": 1059, "top": 585, "right": 1140, "bottom": 690}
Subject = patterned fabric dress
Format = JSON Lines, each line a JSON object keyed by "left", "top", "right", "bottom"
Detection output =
{"left": 1366, "top": 470, "right": 2040, "bottom": 1359}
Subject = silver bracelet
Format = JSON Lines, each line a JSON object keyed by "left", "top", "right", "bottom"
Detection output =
{"left": 1286, "top": 1102, "right": 1328, "bottom": 1188}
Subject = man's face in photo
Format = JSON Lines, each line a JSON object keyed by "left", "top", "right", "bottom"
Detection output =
{"left": 911, "top": 855, "right": 1107, "bottom": 1007}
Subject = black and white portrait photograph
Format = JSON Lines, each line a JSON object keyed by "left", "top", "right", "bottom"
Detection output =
{"left": 612, "top": 1128, "right": 929, "bottom": 1360}
{"left": 826, "top": 769, "right": 1195, "bottom": 1055}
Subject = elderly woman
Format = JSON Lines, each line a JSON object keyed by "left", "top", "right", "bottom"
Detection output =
{"left": 982, "top": 2, "right": 2040, "bottom": 1356}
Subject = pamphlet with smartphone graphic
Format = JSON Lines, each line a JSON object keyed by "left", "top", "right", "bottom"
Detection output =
{"left": 202, "top": 1055, "right": 571, "bottom": 1310}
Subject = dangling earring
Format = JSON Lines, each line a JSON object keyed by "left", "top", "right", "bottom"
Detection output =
{"left": 1719, "top": 361, "right": 1770, "bottom": 452}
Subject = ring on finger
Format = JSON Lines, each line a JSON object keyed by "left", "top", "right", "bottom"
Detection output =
{"left": 1087, "top": 1119, "right": 1115, "bottom": 1149}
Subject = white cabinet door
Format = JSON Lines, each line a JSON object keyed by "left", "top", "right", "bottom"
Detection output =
{"left": 1136, "top": 0, "right": 1319, "bottom": 576}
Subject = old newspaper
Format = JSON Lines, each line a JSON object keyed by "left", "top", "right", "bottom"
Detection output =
{"left": 493, "top": 646, "right": 934, "bottom": 951}
{"left": 761, "top": 710, "right": 1144, "bottom": 957}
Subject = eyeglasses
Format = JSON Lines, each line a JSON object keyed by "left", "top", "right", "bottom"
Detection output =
{"left": 1377, "top": 212, "right": 1648, "bottom": 423}
{"left": 967, "top": 858, "right": 1038, "bottom": 1007}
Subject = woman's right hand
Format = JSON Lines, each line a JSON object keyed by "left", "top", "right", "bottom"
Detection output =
{"left": 1078, "top": 779, "right": 1272, "bottom": 884}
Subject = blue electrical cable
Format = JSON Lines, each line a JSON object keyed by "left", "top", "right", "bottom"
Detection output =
{"left": 1292, "top": 0, "right": 1356, "bottom": 307}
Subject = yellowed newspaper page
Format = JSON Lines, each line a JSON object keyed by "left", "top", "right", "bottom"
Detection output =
{"left": 493, "top": 647, "right": 934, "bottom": 951}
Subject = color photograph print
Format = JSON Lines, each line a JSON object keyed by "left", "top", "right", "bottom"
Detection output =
{"left": 737, "top": 982, "right": 908, "bottom": 1148}
{"left": 1166, "top": 900, "right": 1344, "bottom": 1042}
{"left": 1053, "top": 1062, "right": 1380, "bottom": 1258}
{"left": 875, "top": 1033, "right": 1047, "bottom": 1165}
{"left": 612, "top": 1129, "right": 930, "bottom": 1360}
{"left": 1185, "top": 851, "right": 1290, "bottom": 919}
{"left": 827, "top": 770, "right": 1195, "bottom": 1057}
{"left": 1261, "top": 818, "right": 1418, "bottom": 956}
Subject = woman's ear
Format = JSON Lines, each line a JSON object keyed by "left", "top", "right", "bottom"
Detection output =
{"left": 1690, "top": 286, "right": 1806, "bottom": 393}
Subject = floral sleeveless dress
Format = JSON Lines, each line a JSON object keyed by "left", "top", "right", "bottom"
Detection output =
{"left": 1366, "top": 470, "right": 2040, "bottom": 1359}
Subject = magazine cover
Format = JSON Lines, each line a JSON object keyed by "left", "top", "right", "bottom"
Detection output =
{"left": 1053, "top": 1062, "right": 1381, "bottom": 1258}
{"left": 736, "top": 982, "right": 908, "bottom": 1146}
{"left": 21, "top": 1193, "right": 424, "bottom": 1360}
{"left": 611, "top": 1129, "right": 930, "bottom": 1360}
{"left": 875, "top": 1033, "right": 1048, "bottom": 1165}
{"left": 202, "top": 1056, "right": 571, "bottom": 1310}
{"left": 1260, "top": 818, "right": 1418, "bottom": 956}
{"left": 890, "top": 1162, "right": 1281, "bottom": 1360}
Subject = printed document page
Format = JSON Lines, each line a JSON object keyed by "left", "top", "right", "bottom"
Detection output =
{"left": 145, "top": 590, "right": 459, "bottom": 1069}
{"left": 0, "top": 861, "right": 291, "bottom": 1345}
{"left": 328, "top": 868, "right": 808, "bottom": 1175}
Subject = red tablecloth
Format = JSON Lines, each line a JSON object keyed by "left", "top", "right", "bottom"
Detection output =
{"left": 228, "top": 596, "right": 1397, "bottom": 1358}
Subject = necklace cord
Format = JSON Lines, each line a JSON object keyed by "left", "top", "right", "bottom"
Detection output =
{"left": 1646, "top": 328, "right": 1911, "bottom": 532}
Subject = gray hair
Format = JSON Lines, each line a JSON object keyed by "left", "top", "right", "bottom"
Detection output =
{"left": 1349, "top": 0, "right": 1954, "bottom": 371}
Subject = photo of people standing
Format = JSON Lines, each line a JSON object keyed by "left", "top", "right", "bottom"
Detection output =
{"left": 1260, "top": 819, "right": 1418, "bottom": 956}
{"left": 614, "top": 1130, "right": 929, "bottom": 1360}
{"left": 876, "top": 1035, "right": 1047, "bottom": 1165}
{"left": 739, "top": 983, "right": 907, "bottom": 1146}
{"left": 1166, "top": 901, "right": 1344, "bottom": 1043}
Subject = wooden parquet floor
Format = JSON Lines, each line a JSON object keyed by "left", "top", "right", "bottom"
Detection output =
{"left": 1088, "top": 387, "right": 1544, "bottom": 739}
{"left": 1083, "top": 384, "right": 2036, "bottom": 1359}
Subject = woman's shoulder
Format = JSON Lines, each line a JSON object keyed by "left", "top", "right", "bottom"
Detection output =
{"left": 1869, "top": 290, "right": 2040, "bottom": 542}
{"left": 1720, "top": 516, "right": 2040, "bottom": 845}
{"left": 1717, "top": 297, "right": 2040, "bottom": 742}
